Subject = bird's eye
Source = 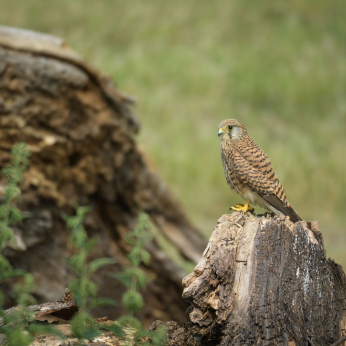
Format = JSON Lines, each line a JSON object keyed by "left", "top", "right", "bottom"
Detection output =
{"left": 227, "top": 125, "right": 233, "bottom": 130}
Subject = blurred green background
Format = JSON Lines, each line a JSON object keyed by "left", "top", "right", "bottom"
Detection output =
{"left": 1, "top": 0, "right": 345, "bottom": 267}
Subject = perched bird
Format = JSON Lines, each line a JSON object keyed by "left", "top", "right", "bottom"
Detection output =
{"left": 218, "top": 119, "right": 301, "bottom": 222}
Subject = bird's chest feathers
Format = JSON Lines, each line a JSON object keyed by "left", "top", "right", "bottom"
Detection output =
{"left": 221, "top": 144, "right": 244, "bottom": 193}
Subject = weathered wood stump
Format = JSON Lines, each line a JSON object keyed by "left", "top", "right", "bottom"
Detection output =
{"left": 0, "top": 25, "right": 206, "bottom": 326}
{"left": 155, "top": 212, "right": 346, "bottom": 346}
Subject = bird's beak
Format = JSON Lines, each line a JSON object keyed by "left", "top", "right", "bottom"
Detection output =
{"left": 218, "top": 128, "right": 225, "bottom": 137}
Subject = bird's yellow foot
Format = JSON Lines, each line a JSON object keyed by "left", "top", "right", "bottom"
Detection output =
{"left": 230, "top": 201, "right": 254, "bottom": 213}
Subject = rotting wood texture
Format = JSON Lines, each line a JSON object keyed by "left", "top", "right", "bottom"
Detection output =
{"left": 0, "top": 25, "right": 206, "bottom": 326}
{"left": 151, "top": 212, "right": 346, "bottom": 346}
{"left": 180, "top": 212, "right": 346, "bottom": 346}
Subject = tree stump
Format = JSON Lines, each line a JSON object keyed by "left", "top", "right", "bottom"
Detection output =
{"left": 0, "top": 25, "right": 207, "bottom": 326}
{"left": 172, "top": 212, "right": 346, "bottom": 346}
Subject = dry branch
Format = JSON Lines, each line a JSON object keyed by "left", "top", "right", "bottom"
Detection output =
{"left": 0, "top": 290, "right": 77, "bottom": 328}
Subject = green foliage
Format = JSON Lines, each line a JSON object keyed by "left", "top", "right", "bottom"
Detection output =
{"left": 112, "top": 214, "right": 153, "bottom": 316}
{"left": 0, "top": 143, "right": 34, "bottom": 346}
{"left": 0, "top": 143, "right": 61, "bottom": 346}
{"left": 114, "top": 267, "right": 151, "bottom": 290}
{"left": 12, "top": 274, "right": 36, "bottom": 307}
{"left": 122, "top": 290, "right": 144, "bottom": 314}
{"left": 65, "top": 210, "right": 165, "bottom": 345}
{"left": 0, "top": 145, "right": 165, "bottom": 345}
{"left": 108, "top": 214, "right": 166, "bottom": 345}
{"left": 64, "top": 205, "right": 116, "bottom": 344}
{"left": 0, "top": 143, "right": 32, "bottom": 302}
{"left": 0, "top": 143, "right": 31, "bottom": 283}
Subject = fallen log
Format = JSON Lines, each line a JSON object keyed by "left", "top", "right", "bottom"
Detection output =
{"left": 152, "top": 212, "right": 346, "bottom": 346}
{"left": 0, "top": 25, "right": 206, "bottom": 326}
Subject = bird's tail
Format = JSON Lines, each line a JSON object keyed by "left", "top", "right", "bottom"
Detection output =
{"left": 262, "top": 195, "right": 302, "bottom": 223}
{"left": 283, "top": 204, "right": 302, "bottom": 223}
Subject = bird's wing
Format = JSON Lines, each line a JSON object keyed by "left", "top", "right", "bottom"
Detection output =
{"left": 234, "top": 138, "right": 282, "bottom": 190}
{"left": 229, "top": 148, "right": 301, "bottom": 222}
{"left": 228, "top": 148, "right": 276, "bottom": 196}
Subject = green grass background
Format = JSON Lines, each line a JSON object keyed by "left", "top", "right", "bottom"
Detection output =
{"left": 1, "top": 0, "right": 345, "bottom": 268}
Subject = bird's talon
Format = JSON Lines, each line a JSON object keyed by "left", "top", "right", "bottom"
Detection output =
{"left": 230, "top": 200, "right": 254, "bottom": 213}
{"left": 230, "top": 206, "right": 243, "bottom": 212}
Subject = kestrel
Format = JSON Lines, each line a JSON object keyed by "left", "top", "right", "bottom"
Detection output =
{"left": 218, "top": 119, "right": 301, "bottom": 223}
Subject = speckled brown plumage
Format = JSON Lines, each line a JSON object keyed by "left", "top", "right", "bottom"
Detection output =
{"left": 218, "top": 119, "right": 301, "bottom": 222}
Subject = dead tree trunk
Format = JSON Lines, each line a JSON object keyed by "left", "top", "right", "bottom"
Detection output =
{"left": 175, "top": 212, "right": 346, "bottom": 346}
{"left": 0, "top": 25, "right": 206, "bottom": 326}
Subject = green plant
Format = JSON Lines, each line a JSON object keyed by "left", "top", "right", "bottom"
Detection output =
{"left": 65, "top": 210, "right": 166, "bottom": 345}
{"left": 0, "top": 143, "right": 31, "bottom": 284}
{"left": 64, "top": 205, "right": 116, "bottom": 344}
{"left": 0, "top": 145, "right": 165, "bottom": 345}
{"left": 109, "top": 213, "right": 166, "bottom": 346}
{"left": 0, "top": 143, "right": 61, "bottom": 345}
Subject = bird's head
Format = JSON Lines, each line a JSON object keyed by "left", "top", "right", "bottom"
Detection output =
{"left": 218, "top": 119, "right": 247, "bottom": 141}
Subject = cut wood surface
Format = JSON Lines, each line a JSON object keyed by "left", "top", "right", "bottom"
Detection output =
{"left": 0, "top": 25, "right": 206, "bottom": 326}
